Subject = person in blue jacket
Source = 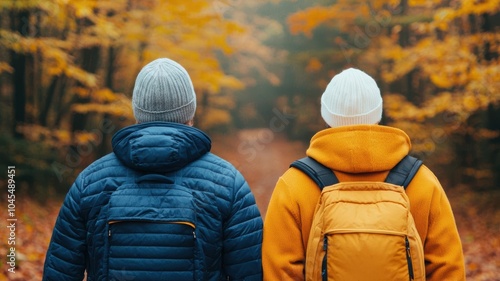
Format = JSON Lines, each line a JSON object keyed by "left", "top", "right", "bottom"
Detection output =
{"left": 43, "top": 58, "right": 263, "bottom": 281}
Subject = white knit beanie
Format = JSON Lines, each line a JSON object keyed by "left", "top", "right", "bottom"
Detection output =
{"left": 321, "top": 68, "right": 382, "bottom": 128}
{"left": 132, "top": 58, "right": 196, "bottom": 124}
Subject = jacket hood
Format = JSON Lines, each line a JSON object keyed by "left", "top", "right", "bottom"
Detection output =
{"left": 112, "top": 122, "right": 211, "bottom": 173}
{"left": 307, "top": 125, "right": 411, "bottom": 173}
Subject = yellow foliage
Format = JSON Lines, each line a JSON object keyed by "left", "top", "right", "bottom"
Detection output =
{"left": 463, "top": 95, "right": 479, "bottom": 111}
{"left": 285, "top": 0, "right": 500, "bottom": 130}
{"left": 75, "top": 132, "right": 98, "bottom": 145}
{"left": 65, "top": 65, "right": 97, "bottom": 88}
{"left": 408, "top": 0, "right": 430, "bottom": 6}
{"left": 73, "top": 87, "right": 90, "bottom": 98}
{"left": 463, "top": 168, "right": 494, "bottom": 180}
{"left": 90, "top": 17, "right": 121, "bottom": 44}
{"left": 0, "top": 0, "right": 39, "bottom": 9}
{"left": 288, "top": 6, "right": 337, "bottom": 36}
{"left": 210, "top": 95, "right": 236, "bottom": 109}
{"left": 433, "top": 8, "right": 456, "bottom": 31}
{"left": 476, "top": 129, "right": 500, "bottom": 140}
{"left": 43, "top": 47, "right": 68, "bottom": 76}
{"left": 72, "top": 92, "right": 134, "bottom": 120}
{"left": 16, "top": 124, "right": 72, "bottom": 147}
{"left": 413, "top": 138, "right": 436, "bottom": 154}
{"left": 430, "top": 74, "right": 454, "bottom": 88}
{"left": 288, "top": 0, "right": 429, "bottom": 36}
{"left": 384, "top": 94, "right": 421, "bottom": 121}
{"left": 385, "top": 91, "right": 464, "bottom": 122}
{"left": 93, "top": 88, "right": 120, "bottom": 103}
{"left": 0, "top": 0, "right": 264, "bottom": 113}
{"left": 429, "top": 0, "right": 500, "bottom": 31}
{"left": 198, "top": 108, "right": 232, "bottom": 129}
{"left": 422, "top": 92, "right": 453, "bottom": 118}
{"left": 305, "top": 58, "right": 323, "bottom": 73}
{"left": 0, "top": 62, "right": 13, "bottom": 73}
{"left": 473, "top": 0, "right": 500, "bottom": 14}
{"left": 70, "top": 0, "right": 98, "bottom": 18}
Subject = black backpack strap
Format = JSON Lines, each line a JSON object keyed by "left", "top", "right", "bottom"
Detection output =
{"left": 290, "top": 157, "right": 339, "bottom": 190}
{"left": 384, "top": 155, "right": 423, "bottom": 189}
{"left": 291, "top": 155, "right": 422, "bottom": 190}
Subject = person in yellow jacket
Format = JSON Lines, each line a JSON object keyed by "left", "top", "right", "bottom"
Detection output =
{"left": 262, "top": 68, "right": 466, "bottom": 280}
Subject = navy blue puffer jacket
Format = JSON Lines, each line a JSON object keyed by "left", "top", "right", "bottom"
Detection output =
{"left": 43, "top": 122, "right": 263, "bottom": 280}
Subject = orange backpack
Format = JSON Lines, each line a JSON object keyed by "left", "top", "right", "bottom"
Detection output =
{"left": 291, "top": 155, "right": 426, "bottom": 281}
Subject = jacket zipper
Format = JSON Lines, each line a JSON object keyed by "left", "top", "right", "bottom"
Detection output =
{"left": 406, "top": 236, "right": 414, "bottom": 280}
{"left": 322, "top": 235, "right": 328, "bottom": 281}
{"left": 108, "top": 229, "right": 197, "bottom": 240}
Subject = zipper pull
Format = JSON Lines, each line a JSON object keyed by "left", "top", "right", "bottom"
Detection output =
{"left": 193, "top": 231, "right": 196, "bottom": 239}
{"left": 406, "top": 237, "right": 410, "bottom": 255}
{"left": 405, "top": 237, "right": 414, "bottom": 280}
{"left": 108, "top": 229, "right": 111, "bottom": 237}
{"left": 322, "top": 235, "right": 328, "bottom": 280}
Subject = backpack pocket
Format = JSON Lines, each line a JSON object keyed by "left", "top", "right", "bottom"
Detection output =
{"left": 104, "top": 183, "right": 204, "bottom": 281}
{"left": 107, "top": 219, "right": 199, "bottom": 281}
{"left": 321, "top": 231, "right": 414, "bottom": 281}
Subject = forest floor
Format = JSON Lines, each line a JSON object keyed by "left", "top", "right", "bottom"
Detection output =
{"left": 1, "top": 128, "right": 499, "bottom": 280}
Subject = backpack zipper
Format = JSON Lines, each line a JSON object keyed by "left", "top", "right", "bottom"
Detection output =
{"left": 108, "top": 229, "right": 197, "bottom": 240}
{"left": 322, "top": 235, "right": 328, "bottom": 281}
{"left": 405, "top": 236, "right": 414, "bottom": 280}
{"left": 108, "top": 221, "right": 196, "bottom": 237}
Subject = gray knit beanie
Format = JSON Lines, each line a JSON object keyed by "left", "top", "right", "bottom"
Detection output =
{"left": 132, "top": 58, "right": 196, "bottom": 124}
{"left": 321, "top": 68, "right": 382, "bottom": 128}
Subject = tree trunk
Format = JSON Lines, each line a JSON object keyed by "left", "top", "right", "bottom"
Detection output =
{"left": 40, "top": 75, "right": 68, "bottom": 127}
{"left": 389, "top": 0, "right": 417, "bottom": 105}
{"left": 33, "top": 10, "right": 42, "bottom": 125}
{"left": 40, "top": 8, "right": 72, "bottom": 128}
{"left": 71, "top": 45, "right": 100, "bottom": 133}
{"left": 10, "top": 10, "right": 29, "bottom": 138}
{"left": 481, "top": 13, "right": 499, "bottom": 61}
{"left": 25, "top": 51, "right": 35, "bottom": 123}
{"left": 53, "top": 76, "right": 70, "bottom": 128}
{"left": 71, "top": 16, "right": 101, "bottom": 133}
{"left": 105, "top": 46, "right": 116, "bottom": 91}
{"left": 98, "top": 46, "right": 119, "bottom": 156}
{"left": 483, "top": 13, "right": 500, "bottom": 189}
{"left": 487, "top": 104, "right": 500, "bottom": 189}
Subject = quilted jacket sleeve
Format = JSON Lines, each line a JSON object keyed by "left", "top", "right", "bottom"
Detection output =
{"left": 222, "top": 170, "right": 263, "bottom": 280}
{"left": 43, "top": 175, "right": 87, "bottom": 281}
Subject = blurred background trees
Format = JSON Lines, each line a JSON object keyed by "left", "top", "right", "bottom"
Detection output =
{"left": 262, "top": 0, "right": 500, "bottom": 190}
{"left": 0, "top": 0, "right": 280, "bottom": 194}
{"left": 1, "top": 0, "right": 499, "bottom": 194}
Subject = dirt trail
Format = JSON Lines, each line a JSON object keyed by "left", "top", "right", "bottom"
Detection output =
{"left": 211, "top": 128, "right": 307, "bottom": 216}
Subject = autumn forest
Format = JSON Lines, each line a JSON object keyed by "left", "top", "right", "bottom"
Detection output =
{"left": 0, "top": 0, "right": 499, "bottom": 280}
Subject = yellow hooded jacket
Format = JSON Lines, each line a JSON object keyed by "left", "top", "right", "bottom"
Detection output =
{"left": 262, "top": 125, "right": 465, "bottom": 281}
